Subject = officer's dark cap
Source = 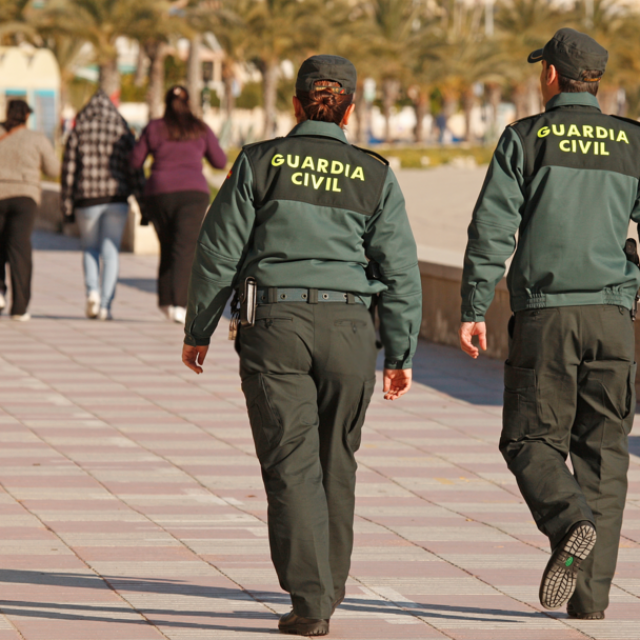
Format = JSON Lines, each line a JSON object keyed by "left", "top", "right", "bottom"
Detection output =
{"left": 527, "top": 28, "right": 608, "bottom": 81}
{"left": 296, "top": 55, "right": 357, "bottom": 95}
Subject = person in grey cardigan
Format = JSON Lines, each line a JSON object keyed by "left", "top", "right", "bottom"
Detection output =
{"left": 0, "top": 100, "right": 60, "bottom": 320}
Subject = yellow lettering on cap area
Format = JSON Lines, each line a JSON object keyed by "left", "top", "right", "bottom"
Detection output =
{"left": 617, "top": 130, "right": 630, "bottom": 144}
{"left": 272, "top": 153, "right": 285, "bottom": 166}
{"left": 538, "top": 126, "right": 550, "bottom": 138}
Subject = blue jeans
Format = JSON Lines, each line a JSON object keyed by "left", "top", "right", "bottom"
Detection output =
{"left": 75, "top": 202, "right": 129, "bottom": 310}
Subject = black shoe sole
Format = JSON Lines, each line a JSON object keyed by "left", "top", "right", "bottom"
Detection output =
{"left": 540, "top": 522, "right": 597, "bottom": 610}
{"left": 279, "top": 620, "right": 329, "bottom": 636}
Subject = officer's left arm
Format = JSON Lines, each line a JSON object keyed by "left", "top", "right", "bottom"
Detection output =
{"left": 183, "top": 152, "right": 256, "bottom": 349}
{"left": 363, "top": 169, "right": 422, "bottom": 371}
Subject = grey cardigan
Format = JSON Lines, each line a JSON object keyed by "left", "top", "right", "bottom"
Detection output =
{"left": 0, "top": 126, "right": 60, "bottom": 205}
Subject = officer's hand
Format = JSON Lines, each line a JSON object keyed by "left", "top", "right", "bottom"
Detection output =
{"left": 459, "top": 321, "right": 487, "bottom": 358}
{"left": 383, "top": 368, "right": 412, "bottom": 401}
{"left": 182, "top": 344, "right": 209, "bottom": 374}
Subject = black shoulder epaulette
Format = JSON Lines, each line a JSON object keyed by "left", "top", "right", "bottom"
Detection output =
{"left": 610, "top": 115, "right": 640, "bottom": 128}
{"left": 507, "top": 113, "right": 542, "bottom": 128}
{"left": 351, "top": 145, "right": 389, "bottom": 166}
{"left": 242, "top": 136, "right": 284, "bottom": 151}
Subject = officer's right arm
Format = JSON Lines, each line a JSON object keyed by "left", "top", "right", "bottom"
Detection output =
{"left": 461, "top": 126, "right": 525, "bottom": 322}
{"left": 184, "top": 152, "right": 256, "bottom": 346}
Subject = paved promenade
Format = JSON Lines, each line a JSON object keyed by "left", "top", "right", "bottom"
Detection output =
{"left": 0, "top": 233, "right": 639, "bottom": 640}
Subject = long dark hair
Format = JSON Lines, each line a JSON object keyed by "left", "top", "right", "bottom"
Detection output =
{"left": 296, "top": 80, "right": 354, "bottom": 125}
{"left": 163, "top": 86, "right": 207, "bottom": 141}
{"left": 3, "top": 99, "right": 32, "bottom": 132}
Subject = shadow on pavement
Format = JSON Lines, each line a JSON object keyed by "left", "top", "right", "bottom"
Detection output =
{"left": 0, "top": 570, "right": 545, "bottom": 627}
{"left": 32, "top": 230, "right": 81, "bottom": 251}
{"left": 119, "top": 277, "right": 157, "bottom": 294}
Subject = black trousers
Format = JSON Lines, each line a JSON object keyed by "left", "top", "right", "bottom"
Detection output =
{"left": 238, "top": 301, "right": 377, "bottom": 619}
{"left": 500, "top": 305, "right": 635, "bottom": 614}
{"left": 145, "top": 190, "right": 210, "bottom": 308}
{"left": 0, "top": 197, "right": 38, "bottom": 315}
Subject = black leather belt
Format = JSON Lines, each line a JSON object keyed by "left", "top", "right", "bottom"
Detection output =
{"left": 256, "top": 287, "right": 364, "bottom": 304}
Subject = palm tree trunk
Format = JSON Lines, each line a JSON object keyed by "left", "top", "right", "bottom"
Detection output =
{"left": 261, "top": 60, "right": 279, "bottom": 139}
{"left": 187, "top": 35, "right": 202, "bottom": 118}
{"left": 411, "top": 89, "right": 429, "bottom": 144}
{"left": 486, "top": 82, "right": 501, "bottom": 141}
{"left": 99, "top": 59, "right": 121, "bottom": 102}
{"left": 462, "top": 87, "right": 475, "bottom": 142}
{"left": 512, "top": 83, "right": 528, "bottom": 121}
{"left": 382, "top": 78, "right": 400, "bottom": 143}
{"left": 146, "top": 42, "right": 167, "bottom": 120}
{"left": 222, "top": 60, "right": 236, "bottom": 120}
{"left": 353, "top": 84, "right": 367, "bottom": 145}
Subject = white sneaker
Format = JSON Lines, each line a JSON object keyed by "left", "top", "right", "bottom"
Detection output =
{"left": 97, "top": 308, "right": 112, "bottom": 321}
{"left": 86, "top": 291, "right": 100, "bottom": 319}
{"left": 0, "top": 292, "right": 5, "bottom": 311}
{"left": 171, "top": 306, "right": 186, "bottom": 324}
{"left": 11, "top": 313, "right": 30, "bottom": 322}
{"left": 159, "top": 305, "right": 173, "bottom": 320}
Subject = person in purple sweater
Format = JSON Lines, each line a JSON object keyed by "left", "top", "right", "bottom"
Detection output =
{"left": 131, "top": 86, "right": 227, "bottom": 324}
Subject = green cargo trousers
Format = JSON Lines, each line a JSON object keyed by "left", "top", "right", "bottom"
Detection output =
{"left": 500, "top": 305, "right": 636, "bottom": 613}
{"left": 237, "top": 300, "right": 377, "bottom": 619}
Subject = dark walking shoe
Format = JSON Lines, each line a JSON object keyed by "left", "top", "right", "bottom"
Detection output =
{"left": 278, "top": 611, "right": 329, "bottom": 636}
{"left": 539, "top": 521, "right": 597, "bottom": 610}
{"left": 331, "top": 587, "right": 346, "bottom": 615}
{"left": 567, "top": 603, "right": 605, "bottom": 620}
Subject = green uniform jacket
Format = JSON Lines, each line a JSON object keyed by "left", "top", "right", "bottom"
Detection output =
{"left": 461, "top": 92, "right": 640, "bottom": 322}
{"left": 184, "top": 120, "right": 422, "bottom": 370}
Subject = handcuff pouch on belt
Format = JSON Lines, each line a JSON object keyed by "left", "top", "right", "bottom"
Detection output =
{"left": 228, "top": 277, "right": 257, "bottom": 340}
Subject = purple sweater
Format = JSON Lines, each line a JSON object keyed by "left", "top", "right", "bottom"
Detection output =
{"left": 130, "top": 119, "right": 227, "bottom": 196}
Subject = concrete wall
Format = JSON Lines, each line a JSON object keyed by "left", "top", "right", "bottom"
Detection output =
{"left": 417, "top": 249, "right": 640, "bottom": 394}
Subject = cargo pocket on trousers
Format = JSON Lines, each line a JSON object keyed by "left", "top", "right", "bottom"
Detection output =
{"left": 241, "top": 373, "right": 283, "bottom": 459}
{"left": 502, "top": 363, "right": 537, "bottom": 444}
{"left": 623, "top": 362, "right": 637, "bottom": 432}
{"left": 345, "top": 377, "right": 376, "bottom": 453}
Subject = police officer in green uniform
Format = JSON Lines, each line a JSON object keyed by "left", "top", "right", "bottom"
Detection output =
{"left": 182, "top": 55, "right": 422, "bottom": 636}
{"left": 459, "top": 29, "right": 640, "bottom": 620}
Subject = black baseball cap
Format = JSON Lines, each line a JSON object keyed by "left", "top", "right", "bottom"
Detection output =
{"left": 527, "top": 28, "right": 608, "bottom": 81}
{"left": 296, "top": 55, "right": 357, "bottom": 94}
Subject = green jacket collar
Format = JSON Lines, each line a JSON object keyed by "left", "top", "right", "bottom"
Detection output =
{"left": 545, "top": 92, "right": 601, "bottom": 112}
{"left": 288, "top": 120, "right": 348, "bottom": 144}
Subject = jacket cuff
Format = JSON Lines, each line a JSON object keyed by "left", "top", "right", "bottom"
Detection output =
{"left": 183, "top": 335, "right": 211, "bottom": 347}
{"left": 384, "top": 357, "right": 412, "bottom": 370}
{"left": 461, "top": 310, "right": 485, "bottom": 323}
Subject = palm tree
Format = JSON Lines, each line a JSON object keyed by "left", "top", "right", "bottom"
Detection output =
{"left": 219, "top": 0, "right": 331, "bottom": 138}
{"left": 494, "top": 0, "right": 564, "bottom": 120}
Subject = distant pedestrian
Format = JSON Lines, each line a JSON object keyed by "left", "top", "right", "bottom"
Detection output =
{"left": 130, "top": 86, "right": 226, "bottom": 325}
{"left": 61, "top": 90, "right": 143, "bottom": 321}
{"left": 0, "top": 99, "right": 60, "bottom": 321}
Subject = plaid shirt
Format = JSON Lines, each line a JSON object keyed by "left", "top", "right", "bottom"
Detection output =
{"left": 61, "top": 90, "right": 144, "bottom": 217}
